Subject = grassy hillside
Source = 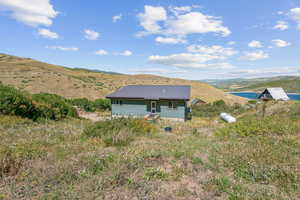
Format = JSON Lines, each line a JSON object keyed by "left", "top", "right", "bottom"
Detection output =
{"left": 0, "top": 53, "right": 245, "bottom": 104}
{"left": 234, "top": 79, "right": 300, "bottom": 93}
{"left": 203, "top": 76, "right": 300, "bottom": 93}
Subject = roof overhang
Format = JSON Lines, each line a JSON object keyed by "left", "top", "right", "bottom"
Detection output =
{"left": 106, "top": 97, "right": 189, "bottom": 101}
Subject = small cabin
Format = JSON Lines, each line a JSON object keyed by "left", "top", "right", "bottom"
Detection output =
{"left": 106, "top": 85, "right": 191, "bottom": 121}
{"left": 190, "top": 98, "right": 207, "bottom": 106}
{"left": 257, "top": 87, "right": 289, "bottom": 101}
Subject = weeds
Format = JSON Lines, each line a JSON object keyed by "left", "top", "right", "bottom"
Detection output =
{"left": 144, "top": 168, "right": 168, "bottom": 181}
{"left": 83, "top": 118, "right": 156, "bottom": 146}
{"left": 216, "top": 116, "right": 300, "bottom": 137}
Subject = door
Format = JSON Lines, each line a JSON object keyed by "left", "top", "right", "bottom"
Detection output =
{"left": 151, "top": 101, "right": 157, "bottom": 113}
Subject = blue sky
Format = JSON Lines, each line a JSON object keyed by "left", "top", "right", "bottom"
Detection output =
{"left": 1, "top": 0, "right": 300, "bottom": 80}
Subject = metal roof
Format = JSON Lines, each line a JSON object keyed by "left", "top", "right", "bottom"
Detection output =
{"left": 106, "top": 85, "right": 191, "bottom": 100}
{"left": 258, "top": 87, "right": 290, "bottom": 100}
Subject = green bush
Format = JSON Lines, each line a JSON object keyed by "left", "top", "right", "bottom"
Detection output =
{"left": 94, "top": 99, "right": 111, "bottom": 110}
{"left": 0, "top": 84, "right": 37, "bottom": 119}
{"left": 70, "top": 98, "right": 96, "bottom": 112}
{"left": 32, "top": 93, "right": 78, "bottom": 120}
{"left": 248, "top": 100, "right": 258, "bottom": 104}
{"left": 192, "top": 100, "right": 246, "bottom": 118}
{"left": 83, "top": 118, "right": 156, "bottom": 146}
{"left": 0, "top": 84, "right": 78, "bottom": 121}
{"left": 70, "top": 98, "right": 111, "bottom": 112}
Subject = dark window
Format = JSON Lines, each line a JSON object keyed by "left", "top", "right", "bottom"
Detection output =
{"left": 113, "top": 100, "right": 122, "bottom": 105}
{"left": 168, "top": 102, "right": 178, "bottom": 109}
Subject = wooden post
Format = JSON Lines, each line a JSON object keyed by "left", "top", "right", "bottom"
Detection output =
{"left": 262, "top": 99, "right": 268, "bottom": 118}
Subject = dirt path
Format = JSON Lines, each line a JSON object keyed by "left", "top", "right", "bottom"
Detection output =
{"left": 76, "top": 108, "right": 111, "bottom": 122}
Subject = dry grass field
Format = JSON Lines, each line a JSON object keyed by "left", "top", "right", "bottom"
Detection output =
{"left": 0, "top": 53, "right": 245, "bottom": 104}
{"left": 0, "top": 101, "right": 299, "bottom": 200}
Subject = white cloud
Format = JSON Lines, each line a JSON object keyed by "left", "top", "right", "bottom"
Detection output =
{"left": 84, "top": 29, "right": 99, "bottom": 40}
{"left": 0, "top": 0, "right": 58, "bottom": 26}
{"left": 112, "top": 14, "right": 122, "bottom": 23}
{"left": 248, "top": 40, "right": 263, "bottom": 48}
{"left": 137, "top": 5, "right": 231, "bottom": 37}
{"left": 117, "top": 50, "right": 133, "bottom": 56}
{"left": 273, "top": 21, "right": 288, "bottom": 30}
{"left": 95, "top": 49, "right": 108, "bottom": 55}
{"left": 169, "top": 6, "right": 192, "bottom": 15}
{"left": 38, "top": 28, "right": 58, "bottom": 39}
{"left": 148, "top": 53, "right": 234, "bottom": 69}
{"left": 187, "top": 45, "right": 238, "bottom": 56}
{"left": 155, "top": 36, "right": 186, "bottom": 44}
{"left": 46, "top": 46, "right": 79, "bottom": 51}
{"left": 241, "top": 50, "right": 269, "bottom": 61}
{"left": 227, "top": 41, "right": 236, "bottom": 45}
{"left": 137, "top": 5, "right": 167, "bottom": 34}
{"left": 272, "top": 39, "right": 291, "bottom": 48}
{"left": 289, "top": 8, "right": 300, "bottom": 29}
{"left": 166, "top": 12, "right": 231, "bottom": 37}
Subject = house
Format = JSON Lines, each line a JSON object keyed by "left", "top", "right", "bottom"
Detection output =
{"left": 190, "top": 98, "right": 206, "bottom": 106}
{"left": 257, "top": 87, "right": 290, "bottom": 101}
{"left": 106, "top": 85, "right": 191, "bottom": 121}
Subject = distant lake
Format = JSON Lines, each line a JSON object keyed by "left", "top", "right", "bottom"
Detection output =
{"left": 230, "top": 92, "right": 300, "bottom": 101}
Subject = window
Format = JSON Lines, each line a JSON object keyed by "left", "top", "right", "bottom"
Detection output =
{"left": 113, "top": 100, "right": 123, "bottom": 105}
{"left": 168, "top": 101, "right": 178, "bottom": 109}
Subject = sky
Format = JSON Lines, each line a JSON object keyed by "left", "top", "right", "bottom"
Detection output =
{"left": 1, "top": 0, "right": 300, "bottom": 80}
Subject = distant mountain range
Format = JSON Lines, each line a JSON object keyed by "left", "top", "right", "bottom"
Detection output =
{"left": 201, "top": 76, "right": 300, "bottom": 93}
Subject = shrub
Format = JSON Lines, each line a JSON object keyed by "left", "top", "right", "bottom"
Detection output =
{"left": 83, "top": 118, "right": 156, "bottom": 146}
{"left": 0, "top": 84, "right": 37, "bottom": 119}
{"left": 94, "top": 99, "right": 111, "bottom": 111}
{"left": 70, "top": 98, "right": 111, "bottom": 112}
{"left": 248, "top": 100, "right": 258, "bottom": 104}
{"left": 192, "top": 100, "right": 246, "bottom": 118}
{"left": 0, "top": 84, "right": 78, "bottom": 121}
{"left": 32, "top": 93, "right": 78, "bottom": 120}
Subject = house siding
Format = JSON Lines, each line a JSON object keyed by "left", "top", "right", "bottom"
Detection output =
{"left": 111, "top": 99, "right": 187, "bottom": 121}
{"left": 111, "top": 99, "right": 147, "bottom": 117}
{"left": 159, "top": 101, "right": 186, "bottom": 120}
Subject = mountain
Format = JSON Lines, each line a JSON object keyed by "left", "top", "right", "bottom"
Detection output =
{"left": 0, "top": 53, "right": 245, "bottom": 103}
{"left": 201, "top": 76, "right": 300, "bottom": 93}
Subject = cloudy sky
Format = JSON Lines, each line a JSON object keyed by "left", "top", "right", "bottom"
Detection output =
{"left": 1, "top": 0, "right": 300, "bottom": 80}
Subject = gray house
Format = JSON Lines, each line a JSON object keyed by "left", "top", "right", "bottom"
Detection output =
{"left": 106, "top": 85, "right": 191, "bottom": 121}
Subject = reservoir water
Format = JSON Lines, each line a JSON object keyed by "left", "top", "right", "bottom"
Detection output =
{"left": 230, "top": 92, "right": 300, "bottom": 101}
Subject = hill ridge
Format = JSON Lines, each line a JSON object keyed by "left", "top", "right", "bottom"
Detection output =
{"left": 0, "top": 53, "right": 245, "bottom": 103}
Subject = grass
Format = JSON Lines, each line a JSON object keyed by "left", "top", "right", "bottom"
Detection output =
{"left": 0, "top": 101, "right": 299, "bottom": 199}
{"left": 83, "top": 118, "right": 157, "bottom": 146}
{"left": 192, "top": 100, "right": 248, "bottom": 118}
